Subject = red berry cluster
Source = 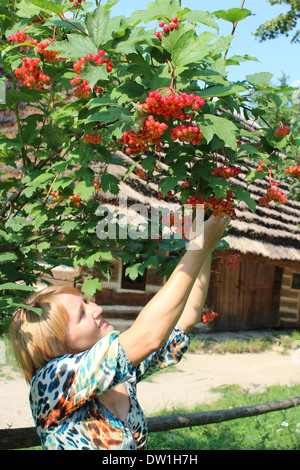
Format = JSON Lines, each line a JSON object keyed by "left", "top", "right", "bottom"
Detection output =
{"left": 92, "top": 181, "right": 101, "bottom": 190}
{"left": 202, "top": 305, "right": 218, "bottom": 324}
{"left": 256, "top": 160, "right": 264, "bottom": 172}
{"left": 69, "top": 194, "right": 81, "bottom": 207}
{"left": 285, "top": 164, "right": 300, "bottom": 179}
{"left": 157, "top": 190, "right": 173, "bottom": 200}
{"left": 118, "top": 115, "right": 168, "bottom": 155}
{"left": 36, "top": 39, "right": 62, "bottom": 62}
{"left": 70, "top": 50, "right": 112, "bottom": 98}
{"left": 15, "top": 57, "right": 50, "bottom": 90}
{"left": 119, "top": 90, "right": 205, "bottom": 155}
{"left": 51, "top": 190, "right": 63, "bottom": 201}
{"left": 188, "top": 190, "right": 236, "bottom": 217}
{"left": 258, "top": 182, "right": 287, "bottom": 208}
{"left": 134, "top": 168, "right": 148, "bottom": 180}
{"left": 220, "top": 253, "right": 240, "bottom": 270}
{"left": 69, "top": 0, "right": 86, "bottom": 7}
{"left": 274, "top": 123, "right": 290, "bottom": 137}
{"left": 211, "top": 165, "right": 241, "bottom": 179}
{"left": 155, "top": 17, "right": 179, "bottom": 40}
{"left": 170, "top": 124, "right": 203, "bottom": 145}
{"left": 140, "top": 91, "right": 205, "bottom": 120}
{"left": 8, "top": 32, "right": 63, "bottom": 63}
{"left": 8, "top": 31, "right": 28, "bottom": 43}
{"left": 82, "top": 133, "right": 103, "bottom": 144}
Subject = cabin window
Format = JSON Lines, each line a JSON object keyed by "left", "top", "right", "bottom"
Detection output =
{"left": 291, "top": 273, "right": 300, "bottom": 290}
{"left": 121, "top": 263, "right": 147, "bottom": 291}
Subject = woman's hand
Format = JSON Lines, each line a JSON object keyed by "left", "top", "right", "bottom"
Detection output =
{"left": 188, "top": 214, "right": 230, "bottom": 253}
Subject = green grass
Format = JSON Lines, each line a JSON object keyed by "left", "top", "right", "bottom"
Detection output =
{"left": 147, "top": 383, "right": 300, "bottom": 450}
{"left": 188, "top": 329, "right": 300, "bottom": 355}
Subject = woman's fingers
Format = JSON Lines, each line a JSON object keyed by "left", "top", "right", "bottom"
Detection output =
{"left": 188, "top": 214, "right": 230, "bottom": 252}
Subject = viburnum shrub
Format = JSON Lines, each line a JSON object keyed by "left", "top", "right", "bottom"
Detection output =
{"left": 0, "top": 0, "right": 298, "bottom": 330}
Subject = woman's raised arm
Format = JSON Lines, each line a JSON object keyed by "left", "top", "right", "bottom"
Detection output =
{"left": 177, "top": 254, "right": 212, "bottom": 332}
{"left": 119, "top": 215, "right": 229, "bottom": 366}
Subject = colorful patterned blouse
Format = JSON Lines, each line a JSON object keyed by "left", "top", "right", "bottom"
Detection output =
{"left": 29, "top": 326, "right": 190, "bottom": 450}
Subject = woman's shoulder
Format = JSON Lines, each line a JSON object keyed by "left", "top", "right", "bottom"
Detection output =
{"left": 31, "top": 329, "right": 122, "bottom": 386}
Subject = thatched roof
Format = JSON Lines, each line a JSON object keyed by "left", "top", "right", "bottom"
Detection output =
{"left": 94, "top": 146, "right": 300, "bottom": 262}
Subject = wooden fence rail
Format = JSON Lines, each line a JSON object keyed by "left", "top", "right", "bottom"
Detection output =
{"left": 1, "top": 396, "right": 300, "bottom": 450}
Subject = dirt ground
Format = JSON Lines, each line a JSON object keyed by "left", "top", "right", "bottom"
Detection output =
{"left": 1, "top": 335, "right": 300, "bottom": 429}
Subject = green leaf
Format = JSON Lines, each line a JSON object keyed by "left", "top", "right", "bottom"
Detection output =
{"left": 86, "top": 106, "right": 124, "bottom": 123}
{"left": 81, "top": 277, "right": 102, "bottom": 298}
{"left": 170, "top": 31, "right": 212, "bottom": 68}
{"left": 85, "top": 5, "right": 111, "bottom": 48}
{"left": 246, "top": 72, "right": 273, "bottom": 86}
{"left": 198, "top": 114, "right": 238, "bottom": 149}
{"left": 10, "top": 303, "right": 43, "bottom": 315}
{"left": 62, "top": 220, "right": 79, "bottom": 235}
{"left": 49, "top": 34, "right": 98, "bottom": 59}
{"left": 124, "top": 161, "right": 140, "bottom": 180}
{"left": 159, "top": 176, "right": 178, "bottom": 196}
{"left": 0, "top": 252, "right": 18, "bottom": 264}
{"left": 112, "top": 26, "right": 149, "bottom": 54}
{"left": 27, "top": 0, "right": 65, "bottom": 15}
{"left": 182, "top": 10, "right": 219, "bottom": 31}
{"left": 5, "top": 216, "right": 31, "bottom": 232}
{"left": 144, "top": 0, "right": 180, "bottom": 21}
{"left": 231, "top": 185, "right": 257, "bottom": 211}
{"left": 74, "top": 181, "right": 95, "bottom": 201}
{"left": 100, "top": 172, "right": 120, "bottom": 194}
{"left": 116, "top": 81, "right": 146, "bottom": 100}
{"left": 213, "top": 8, "right": 251, "bottom": 24}
{"left": 200, "top": 83, "right": 247, "bottom": 98}
{"left": 0, "top": 282, "right": 35, "bottom": 292}
{"left": 79, "top": 62, "right": 108, "bottom": 91}
{"left": 125, "top": 262, "right": 144, "bottom": 281}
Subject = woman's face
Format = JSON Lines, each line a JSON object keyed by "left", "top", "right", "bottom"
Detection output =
{"left": 56, "top": 293, "right": 114, "bottom": 353}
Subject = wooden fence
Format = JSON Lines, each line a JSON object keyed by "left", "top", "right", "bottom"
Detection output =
{"left": 1, "top": 396, "right": 300, "bottom": 450}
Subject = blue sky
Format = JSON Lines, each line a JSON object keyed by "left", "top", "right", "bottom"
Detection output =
{"left": 102, "top": 0, "right": 299, "bottom": 87}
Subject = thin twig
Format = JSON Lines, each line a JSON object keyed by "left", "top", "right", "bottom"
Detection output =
{"left": 224, "top": 0, "right": 246, "bottom": 59}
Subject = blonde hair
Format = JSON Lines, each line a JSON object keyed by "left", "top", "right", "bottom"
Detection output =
{"left": 10, "top": 285, "right": 80, "bottom": 383}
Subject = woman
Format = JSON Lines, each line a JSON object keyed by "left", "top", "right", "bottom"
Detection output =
{"left": 10, "top": 214, "right": 229, "bottom": 450}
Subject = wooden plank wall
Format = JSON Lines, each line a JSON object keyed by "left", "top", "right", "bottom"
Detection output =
{"left": 279, "top": 267, "right": 300, "bottom": 326}
{"left": 207, "top": 259, "right": 283, "bottom": 331}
